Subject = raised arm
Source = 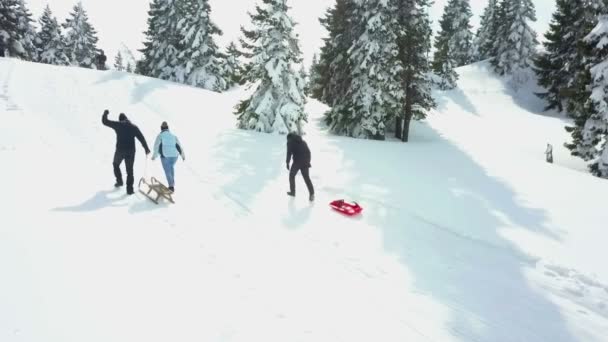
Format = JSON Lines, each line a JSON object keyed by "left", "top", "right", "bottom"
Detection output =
{"left": 101, "top": 110, "right": 119, "bottom": 129}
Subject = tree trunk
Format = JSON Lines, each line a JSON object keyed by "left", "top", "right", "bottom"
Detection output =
{"left": 402, "top": 82, "right": 413, "bottom": 142}
{"left": 395, "top": 115, "right": 403, "bottom": 139}
{"left": 402, "top": 114, "right": 412, "bottom": 142}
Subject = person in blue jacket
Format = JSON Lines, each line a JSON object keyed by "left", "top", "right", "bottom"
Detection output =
{"left": 151, "top": 121, "right": 185, "bottom": 192}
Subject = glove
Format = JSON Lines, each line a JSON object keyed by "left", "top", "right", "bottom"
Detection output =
{"left": 182, "top": 155, "right": 185, "bottom": 161}
{"left": 103, "top": 109, "right": 109, "bottom": 115}
{"left": 151, "top": 156, "right": 156, "bottom": 160}
{"left": 286, "top": 162, "right": 290, "bottom": 171}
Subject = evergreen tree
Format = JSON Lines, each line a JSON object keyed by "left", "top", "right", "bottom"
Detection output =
{"left": 308, "top": 53, "right": 322, "bottom": 98}
{"left": 533, "top": 0, "right": 604, "bottom": 112}
{"left": 432, "top": 0, "right": 473, "bottom": 89}
{"left": 0, "top": 0, "right": 37, "bottom": 60}
{"left": 35, "top": 5, "right": 69, "bottom": 65}
{"left": 114, "top": 51, "right": 125, "bottom": 71}
{"left": 138, "top": 0, "right": 227, "bottom": 91}
{"left": 472, "top": 0, "right": 501, "bottom": 61}
{"left": 137, "top": 0, "right": 180, "bottom": 78}
{"left": 491, "top": 0, "right": 538, "bottom": 75}
{"left": 299, "top": 64, "right": 309, "bottom": 95}
{"left": 172, "top": 0, "right": 227, "bottom": 91}
{"left": 323, "top": 0, "right": 436, "bottom": 141}
{"left": 565, "top": 13, "right": 608, "bottom": 177}
{"left": 15, "top": 0, "right": 37, "bottom": 61}
{"left": 324, "top": 0, "right": 403, "bottom": 140}
{"left": 126, "top": 62, "right": 134, "bottom": 73}
{"left": 432, "top": 55, "right": 458, "bottom": 90}
{"left": 0, "top": 0, "right": 19, "bottom": 57}
{"left": 433, "top": 0, "right": 473, "bottom": 67}
{"left": 63, "top": 2, "right": 101, "bottom": 68}
{"left": 137, "top": 0, "right": 162, "bottom": 76}
{"left": 312, "top": 0, "right": 358, "bottom": 105}
{"left": 222, "top": 42, "right": 244, "bottom": 87}
{"left": 394, "top": 0, "right": 437, "bottom": 141}
{"left": 235, "top": 0, "right": 307, "bottom": 134}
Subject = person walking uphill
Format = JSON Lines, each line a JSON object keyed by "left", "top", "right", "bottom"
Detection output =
{"left": 151, "top": 121, "right": 185, "bottom": 193}
{"left": 286, "top": 132, "right": 314, "bottom": 201}
{"left": 102, "top": 110, "right": 150, "bottom": 195}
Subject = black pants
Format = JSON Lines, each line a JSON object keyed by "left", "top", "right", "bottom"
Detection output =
{"left": 113, "top": 150, "right": 135, "bottom": 190}
{"left": 289, "top": 164, "right": 314, "bottom": 196}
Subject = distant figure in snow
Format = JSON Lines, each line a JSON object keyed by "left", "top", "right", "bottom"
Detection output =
{"left": 286, "top": 132, "right": 314, "bottom": 201}
{"left": 96, "top": 50, "right": 107, "bottom": 70}
{"left": 0, "top": 38, "right": 5, "bottom": 57}
{"left": 102, "top": 110, "right": 150, "bottom": 194}
{"left": 545, "top": 143, "right": 553, "bottom": 163}
{"left": 151, "top": 121, "right": 185, "bottom": 193}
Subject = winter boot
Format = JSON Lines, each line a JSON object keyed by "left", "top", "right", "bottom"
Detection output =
{"left": 114, "top": 181, "right": 123, "bottom": 188}
{"left": 169, "top": 186, "right": 174, "bottom": 193}
{"left": 287, "top": 191, "right": 295, "bottom": 197}
{"left": 309, "top": 194, "right": 314, "bottom": 202}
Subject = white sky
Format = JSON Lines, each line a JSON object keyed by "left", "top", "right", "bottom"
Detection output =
{"left": 27, "top": 0, "right": 556, "bottom": 67}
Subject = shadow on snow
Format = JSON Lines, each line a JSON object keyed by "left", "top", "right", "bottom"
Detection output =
{"left": 318, "top": 120, "right": 574, "bottom": 341}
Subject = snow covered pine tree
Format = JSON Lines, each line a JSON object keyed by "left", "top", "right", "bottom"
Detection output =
{"left": 565, "top": 14, "right": 608, "bottom": 178}
{"left": 324, "top": 0, "right": 403, "bottom": 140}
{"left": 235, "top": 0, "right": 307, "bottom": 134}
{"left": 491, "top": 0, "right": 538, "bottom": 76}
{"left": 138, "top": 0, "right": 227, "bottom": 91}
{"left": 63, "top": 1, "right": 101, "bottom": 68}
{"left": 393, "top": 0, "right": 436, "bottom": 142}
{"left": 308, "top": 53, "right": 322, "bottom": 99}
{"left": 534, "top": 0, "right": 605, "bottom": 115}
{"left": 137, "top": 0, "right": 170, "bottom": 77}
{"left": 172, "top": 0, "right": 228, "bottom": 91}
{"left": 35, "top": 5, "right": 70, "bottom": 66}
{"left": 222, "top": 42, "right": 244, "bottom": 87}
{"left": 533, "top": 0, "right": 603, "bottom": 112}
{"left": 0, "top": 0, "right": 37, "bottom": 60}
{"left": 15, "top": 0, "right": 37, "bottom": 61}
{"left": 432, "top": 0, "right": 474, "bottom": 89}
{"left": 114, "top": 51, "right": 125, "bottom": 71}
{"left": 312, "top": 0, "right": 357, "bottom": 106}
{"left": 472, "top": 0, "right": 501, "bottom": 62}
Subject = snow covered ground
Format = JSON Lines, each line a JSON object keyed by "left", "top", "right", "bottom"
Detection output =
{"left": 1, "top": 57, "right": 608, "bottom": 341}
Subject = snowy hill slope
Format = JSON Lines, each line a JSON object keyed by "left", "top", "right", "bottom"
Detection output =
{"left": 1, "top": 57, "right": 608, "bottom": 342}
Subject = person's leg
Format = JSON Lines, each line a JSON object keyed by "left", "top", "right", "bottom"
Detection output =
{"left": 161, "top": 157, "right": 171, "bottom": 185}
{"left": 161, "top": 157, "right": 177, "bottom": 188}
{"left": 113, "top": 150, "right": 124, "bottom": 186}
{"left": 168, "top": 157, "right": 177, "bottom": 188}
{"left": 125, "top": 152, "right": 135, "bottom": 194}
{"left": 288, "top": 164, "right": 299, "bottom": 195}
{"left": 301, "top": 167, "right": 314, "bottom": 199}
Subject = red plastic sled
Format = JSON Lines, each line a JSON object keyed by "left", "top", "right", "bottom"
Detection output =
{"left": 330, "top": 199, "right": 363, "bottom": 216}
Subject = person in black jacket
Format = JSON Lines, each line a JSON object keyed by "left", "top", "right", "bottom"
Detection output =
{"left": 96, "top": 50, "right": 107, "bottom": 70}
{"left": 286, "top": 132, "right": 314, "bottom": 201}
{"left": 102, "top": 110, "right": 150, "bottom": 194}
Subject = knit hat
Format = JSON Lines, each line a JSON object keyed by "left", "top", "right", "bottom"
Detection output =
{"left": 119, "top": 113, "right": 127, "bottom": 121}
{"left": 161, "top": 121, "right": 169, "bottom": 130}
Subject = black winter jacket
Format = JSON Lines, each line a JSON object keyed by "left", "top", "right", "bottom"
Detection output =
{"left": 102, "top": 113, "right": 150, "bottom": 154}
{"left": 286, "top": 133, "right": 311, "bottom": 167}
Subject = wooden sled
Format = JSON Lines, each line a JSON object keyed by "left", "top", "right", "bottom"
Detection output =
{"left": 138, "top": 177, "right": 175, "bottom": 204}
